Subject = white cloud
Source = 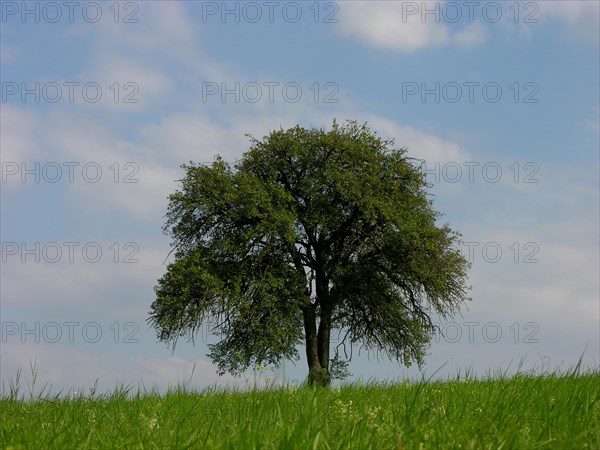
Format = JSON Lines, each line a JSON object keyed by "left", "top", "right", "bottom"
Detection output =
{"left": 0, "top": 343, "right": 242, "bottom": 396}
{"left": 0, "top": 42, "right": 20, "bottom": 64}
{"left": 26, "top": 110, "right": 179, "bottom": 219}
{"left": 585, "top": 106, "right": 600, "bottom": 132}
{"left": 453, "top": 22, "right": 487, "bottom": 48}
{"left": 0, "top": 106, "right": 41, "bottom": 165}
{"left": 358, "top": 113, "right": 470, "bottom": 163}
{"left": 58, "top": 1, "right": 197, "bottom": 112}
{"left": 134, "top": 355, "right": 242, "bottom": 390}
{"left": 140, "top": 114, "right": 247, "bottom": 163}
{"left": 454, "top": 161, "right": 599, "bottom": 337}
{"left": 335, "top": 1, "right": 487, "bottom": 52}
{"left": 335, "top": 1, "right": 599, "bottom": 51}
{"left": 585, "top": 120, "right": 600, "bottom": 132}
{"left": 539, "top": 1, "right": 600, "bottom": 44}
{"left": 78, "top": 56, "right": 174, "bottom": 111}
{"left": 68, "top": 1, "right": 195, "bottom": 54}
{"left": 0, "top": 250, "right": 157, "bottom": 318}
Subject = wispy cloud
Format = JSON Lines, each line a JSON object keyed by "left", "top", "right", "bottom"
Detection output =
{"left": 0, "top": 343, "right": 243, "bottom": 395}
{"left": 335, "top": 1, "right": 487, "bottom": 52}
{"left": 0, "top": 106, "right": 41, "bottom": 164}
{"left": 539, "top": 1, "right": 600, "bottom": 45}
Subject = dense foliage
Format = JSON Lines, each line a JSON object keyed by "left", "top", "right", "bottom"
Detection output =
{"left": 149, "top": 120, "right": 471, "bottom": 385}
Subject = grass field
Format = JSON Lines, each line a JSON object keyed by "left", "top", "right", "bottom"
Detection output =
{"left": 1, "top": 364, "right": 599, "bottom": 449}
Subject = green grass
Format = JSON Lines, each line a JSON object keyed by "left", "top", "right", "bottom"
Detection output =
{"left": 1, "top": 364, "right": 599, "bottom": 449}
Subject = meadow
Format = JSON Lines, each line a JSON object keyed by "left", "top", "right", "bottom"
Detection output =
{"left": 1, "top": 364, "right": 599, "bottom": 449}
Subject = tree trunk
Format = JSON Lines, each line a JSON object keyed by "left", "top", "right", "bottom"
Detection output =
{"left": 316, "top": 305, "right": 332, "bottom": 386}
{"left": 303, "top": 305, "right": 330, "bottom": 386}
{"left": 304, "top": 250, "right": 332, "bottom": 387}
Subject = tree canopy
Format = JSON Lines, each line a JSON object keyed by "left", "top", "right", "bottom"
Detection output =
{"left": 148, "top": 120, "right": 471, "bottom": 386}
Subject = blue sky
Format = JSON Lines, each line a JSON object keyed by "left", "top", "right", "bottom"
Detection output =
{"left": 1, "top": 1, "right": 598, "bottom": 393}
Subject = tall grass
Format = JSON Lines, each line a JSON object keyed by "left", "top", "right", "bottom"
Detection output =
{"left": 1, "top": 361, "right": 599, "bottom": 449}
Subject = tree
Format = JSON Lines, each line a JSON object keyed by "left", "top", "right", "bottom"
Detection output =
{"left": 148, "top": 120, "right": 470, "bottom": 386}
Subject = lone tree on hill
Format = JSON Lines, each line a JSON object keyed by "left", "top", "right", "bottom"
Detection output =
{"left": 148, "top": 120, "right": 471, "bottom": 386}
